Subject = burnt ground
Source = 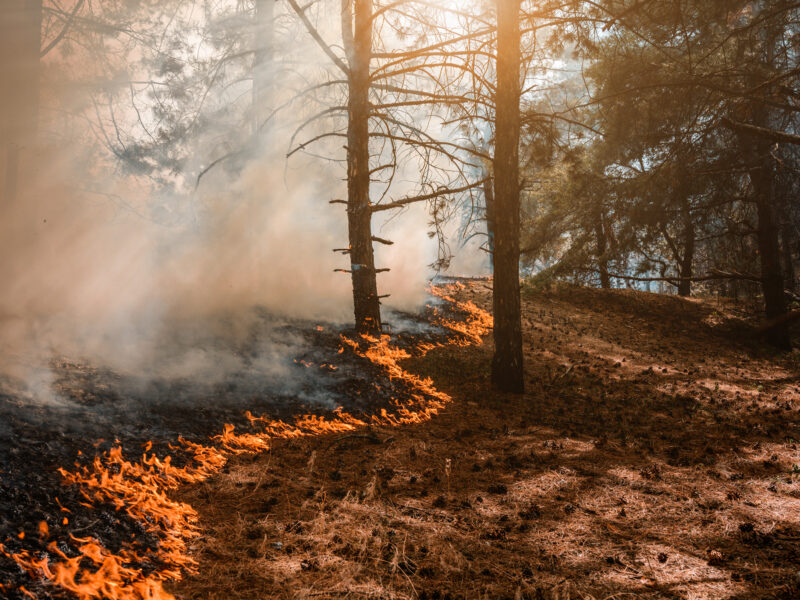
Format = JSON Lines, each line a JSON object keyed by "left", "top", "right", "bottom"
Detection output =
{"left": 173, "top": 283, "right": 800, "bottom": 600}
{"left": 0, "top": 303, "right": 462, "bottom": 600}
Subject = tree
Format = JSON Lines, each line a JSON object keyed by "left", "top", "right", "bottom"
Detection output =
{"left": 338, "top": 0, "right": 383, "bottom": 332}
{"left": 491, "top": 0, "right": 524, "bottom": 392}
{"left": 520, "top": 0, "right": 799, "bottom": 347}
{"left": 732, "top": 1, "right": 793, "bottom": 348}
{"left": 285, "top": 0, "right": 488, "bottom": 333}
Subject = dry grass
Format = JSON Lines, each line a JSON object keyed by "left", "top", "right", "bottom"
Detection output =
{"left": 173, "top": 284, "right": 800, "bottom": 600}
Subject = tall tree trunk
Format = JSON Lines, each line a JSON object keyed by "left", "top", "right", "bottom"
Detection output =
{"left": 491, "top": 0, "right": 524, "bottom": 393}
{"left": 1, "top": 0, "right": 42, "bottom": 205}
{"left": 751, "top": 158, "right": 790, "bottom": 348}
{"left": 739, "top": 81, "right": 790, "bottom": 347}
{"left": 740, "top": 103, "right": 790, "bottom": 346}
{"left": 345, "top": 0, "right": 381, "bottom": 333}
{"left": 742, "top": 6, "right": 790, "bottom": 348}
{"left": 594, "top": 203, "right": 610, "bottom": 289}
{"left": 677, "top": 198, "right": 694, "bottom": 297}
{"left": 252, "top": 0, "right": 275, "bottom": 134}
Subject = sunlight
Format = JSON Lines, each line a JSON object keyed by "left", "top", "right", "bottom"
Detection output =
{"left": 2, "top": 1, "right": 799, "bottom": 598}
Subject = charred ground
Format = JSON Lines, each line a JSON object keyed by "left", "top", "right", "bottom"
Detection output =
{"left": 174, "top": 283, "right": 800, "bottom": 600}
{"left": 0, "top": 301, "right": 465, "bottom": 599}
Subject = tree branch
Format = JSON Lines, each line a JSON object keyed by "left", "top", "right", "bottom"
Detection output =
{"left": 371, "top": 178, "right": 489, "bottom": 213}
{"left": 286, "top": 0, "right": 350, "bottom": 75}
{"left": 720, "top": 117, "right": 800, "bottom": 146}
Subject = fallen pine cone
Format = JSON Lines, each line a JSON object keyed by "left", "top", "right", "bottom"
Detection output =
{"left": 707, "top": 549, "right": 725, "bottom": 566}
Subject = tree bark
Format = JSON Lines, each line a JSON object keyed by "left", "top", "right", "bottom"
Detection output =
{"left": 491, "top": 0, "right": 524, "bottom": 393}
{"left": 345, "top": 0, "right": 381, "bottom": 333}
{"left": 740, "top": 6, "right": 791, "bottom": 349}
{"left": 751, "top": 160, "right": 790, "bottom": 348}
{"left": 1, "top": 0, "right": 42, "bottom": 205}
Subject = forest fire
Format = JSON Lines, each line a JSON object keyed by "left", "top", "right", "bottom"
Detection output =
{"left": 3, "top": 0, "right": 799, "bottom": 598}
{"left": 0, "top": 287, "right": 491, "bottom": 600}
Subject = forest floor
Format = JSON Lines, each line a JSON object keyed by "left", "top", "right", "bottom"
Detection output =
{"left": 173, "top": 283, "right": 800, "bottom": 600}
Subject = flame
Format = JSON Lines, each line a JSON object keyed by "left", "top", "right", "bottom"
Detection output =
{"left": 3, "top": 285, "right": 491, "bottom": 600}
{"left": 428, "top": 283, "right": 493, "bottom": 345}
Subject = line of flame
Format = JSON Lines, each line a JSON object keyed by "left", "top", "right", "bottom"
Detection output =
{"left": 1, "top": 285, "right": 491, "bottom": 600}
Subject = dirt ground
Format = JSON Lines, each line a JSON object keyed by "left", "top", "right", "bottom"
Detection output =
{"left": 173, "top": 283, "right": 800, "bottom": 600}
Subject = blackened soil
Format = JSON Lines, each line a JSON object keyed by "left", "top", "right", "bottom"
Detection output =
{"left": 0, "top": 299, "right": 474, "bottom": 599}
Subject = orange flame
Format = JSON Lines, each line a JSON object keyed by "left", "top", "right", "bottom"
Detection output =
{"left": 3, "top": 285, "right": 491, "bottom": 600}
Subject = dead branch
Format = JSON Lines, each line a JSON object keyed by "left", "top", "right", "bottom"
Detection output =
{"left": 41, "top": 0, "right": 86, "bottom": 57}
{"left": 285, "top": 0, "right": 349, "bottom": 75}
{"left": 371, "top": 178, "right": 489, "bottom": 213}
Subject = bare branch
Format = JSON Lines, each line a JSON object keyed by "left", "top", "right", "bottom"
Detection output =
{"left": 286, "top": 0, "right": 350, "bottom": 75}
{"left": 371, "top": 178, "right": 489, "bottom": 213}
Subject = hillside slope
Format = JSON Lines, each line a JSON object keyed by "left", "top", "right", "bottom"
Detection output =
{"left": 174, "top": 284, "right": 800, "bottom": 600}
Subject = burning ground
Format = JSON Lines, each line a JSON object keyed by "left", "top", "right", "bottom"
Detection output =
{"left": 2, "top": 282, "right": 800, "bottom": 600}
{"left": 0, "top": 285, "right": 491, "bottom": 599}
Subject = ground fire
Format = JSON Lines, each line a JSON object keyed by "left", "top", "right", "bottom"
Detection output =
{"left": 1, "top": 285, "right": 493, "bottom": 599}
{"left": 2, "top": 1, "right": 800, "bottom": 599}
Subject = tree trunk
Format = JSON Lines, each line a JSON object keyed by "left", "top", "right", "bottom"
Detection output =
{"left": 740, "top": 80, "right": 790, "bottom": 347}
{"left": 1, "top": 0, "right": 42, "bottom": 204}
{"left": 677, "top": 198, "right": 694, "bottom": 297}
{"left": 751, "top": 160, "right": 790, "bottom": 348}
{"left": 491, "top": 0, "right": 524, "bottom": 393}
{"left": 741, "top": 7, "right": 790, "bottom": 349}
{"left": 345, "top": 0, "right": 381, "bottom": 333}
{"left": 594, "top": 204, "right": 610, "bottom": 289}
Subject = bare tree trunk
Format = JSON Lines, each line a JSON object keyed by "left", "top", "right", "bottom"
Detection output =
{"left": 677, "top": 198, "right": 695, "bottom": 297}
{"left": 491, "top": 0, "right": 524, "bottom": 393}
{"left": 1, "top": 0, "right": 41, "bottom": 205}
{"left": 345, "top": 0, "right": 381, "bottom": 333}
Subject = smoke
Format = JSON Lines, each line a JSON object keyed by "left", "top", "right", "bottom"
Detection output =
{"left": 0, "top": 1, "right": 488, "bottom": 413}
{"left": 443, "top": 233, "right": 492, "bottom": 277}
{"left": 0, "top": 119, "right": 452, "bottom": 413}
